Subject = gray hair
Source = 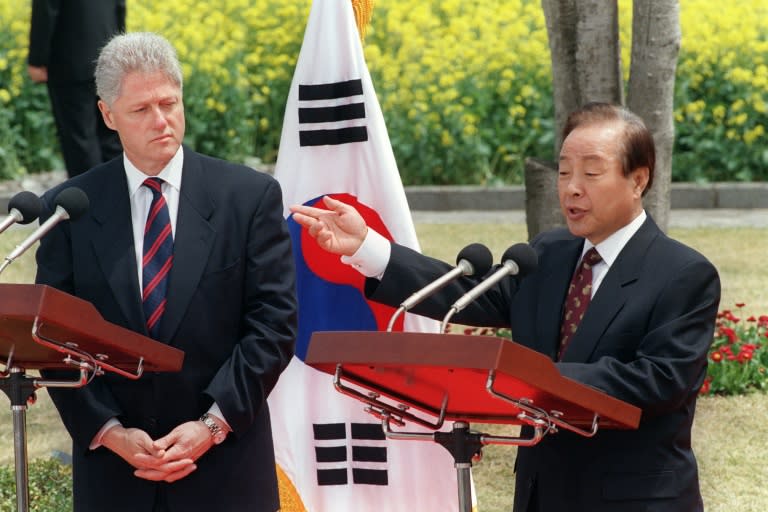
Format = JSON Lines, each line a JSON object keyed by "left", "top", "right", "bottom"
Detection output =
{"left": 95, "top": 32, "right": 183, "bottom": 106}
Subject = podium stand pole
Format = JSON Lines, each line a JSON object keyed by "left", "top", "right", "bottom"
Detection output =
{"left": 435, "top": 422, "right": 482, "bottom": 512}
{"left": 1, "top": 368, "right": 38, "bottom": 512}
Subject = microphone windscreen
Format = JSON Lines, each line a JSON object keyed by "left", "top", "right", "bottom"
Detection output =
{"left": 8, "top": 191, "right": 42, "bottom": 224}
{"left": 502, "top": 243, "right": 538, "bottom": 276}
{"left": 54, "top": 187, "right": 89, "bottom": 220}
{"left": 456, "top": 243, "right": 493, "bottom": 276}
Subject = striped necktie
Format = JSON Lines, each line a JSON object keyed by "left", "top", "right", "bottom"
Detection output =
{"left": 142, "top": 177, "right": 173, "bottom": 338}
{"left": 558, "top": 247, "right": 602, "bottom": 360}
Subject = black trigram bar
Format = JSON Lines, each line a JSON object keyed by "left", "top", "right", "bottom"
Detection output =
{"left": 352, "top": 468, "right": 388, "bottom": 486}
{"left": 300, "top": 127, "right": 368, "bottom": 146}
{"left": 316, "top": 446, "right": 347, "bottom": 463}
{"left": 299, "top": 102, "right": 365, "bottom": 124}
{"left": 299, "top": 79, "right": 363, "bottom": 101}
{"left": 351, "top": 422, "right": 386, "bottom": 440}
{"left": 317, "top": 468, "right": 348, "bottom": 486}
{"left": 352, "top": 446, "right": 387, "bottom": 463}
{"left": 313, "top": 423, "right": 345, "bottom": 440}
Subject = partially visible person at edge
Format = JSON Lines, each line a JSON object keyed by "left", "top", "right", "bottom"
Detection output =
{"left": 28, "top": 0, "right": 124, "bottom": 177}
{"left": 291, "top": 102, "right": 720, "bottom": 512}
{"left": 35, "top": 32, "right": 297, "bottom": 512}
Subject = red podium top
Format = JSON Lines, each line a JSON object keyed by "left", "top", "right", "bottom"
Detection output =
{"left": 306, "top": 331, "right": 640, "bottom": 430}
{"left": 0, "top": 284, "right": 183, "bottom": 373}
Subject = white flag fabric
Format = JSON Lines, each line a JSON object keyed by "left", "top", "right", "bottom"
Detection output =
{"left": 268, "top": 0, "right": 462, "bottom": 511}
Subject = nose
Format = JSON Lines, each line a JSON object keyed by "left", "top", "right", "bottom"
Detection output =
{"left": 150, "top": 106, "right": 168, "bottom": 130}
{"left": 560, "top": 174, "right": 583, "bottom": 197}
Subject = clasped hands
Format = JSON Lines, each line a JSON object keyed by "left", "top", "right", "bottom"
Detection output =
{"left": 102, "top": 419, "right": 215, "bottom": 483}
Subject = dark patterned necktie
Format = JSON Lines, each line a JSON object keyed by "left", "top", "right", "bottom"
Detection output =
{"left": 142, "top": 177, "right": 173, "bottom": 338}
{"left": 558, "top": 247, "right": 602, "bottom": 360}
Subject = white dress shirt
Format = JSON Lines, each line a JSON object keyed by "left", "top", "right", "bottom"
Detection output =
{"left": 91, "top": 147, "right": 230, "bottom": 449}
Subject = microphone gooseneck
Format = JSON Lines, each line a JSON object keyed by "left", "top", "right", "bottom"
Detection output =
{"left": 440, "top": 243, "right": 539, "bottom": 332}
{"left": 386, "top": 243, "right": 493, "bottom": 332}
{"left": 0, "top": 187, "right": 90, "bottom": 275}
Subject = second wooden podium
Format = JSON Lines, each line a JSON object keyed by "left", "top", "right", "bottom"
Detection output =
{"left": 305, "top": 331, "right": 641, "bottom": 512}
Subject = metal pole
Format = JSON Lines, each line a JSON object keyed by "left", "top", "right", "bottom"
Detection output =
{"left": 456, "top": 462, "right": 473, "bottom": 512}
{"left": 12, "top": 403, "right": 29, "bottom": 512}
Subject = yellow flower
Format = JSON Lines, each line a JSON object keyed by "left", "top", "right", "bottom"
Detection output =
{"left": 0, "top": 89, "right": 10, "bottom": 103}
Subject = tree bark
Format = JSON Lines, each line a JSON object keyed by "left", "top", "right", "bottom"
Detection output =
{"left": 524, "top": 157, "right": 563, "bottom": 238}
{"left": 533, "top": 0, "right": 622, "bottom": 239}
{"left": 627, "top": 0, "right": 680, "bottom": 232}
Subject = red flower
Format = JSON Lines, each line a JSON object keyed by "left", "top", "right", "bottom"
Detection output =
{"left": 710, "top": 351, "right": 723, "bottom": 363}
{"left": 699, "top": 378, "right": 711, "bottom": 395}
{"left": 719, "top": 327, "right": 738, "bottom": 343}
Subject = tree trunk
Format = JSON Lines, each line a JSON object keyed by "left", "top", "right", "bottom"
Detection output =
{"left": 532, "top": 0, "right": 622, "bottom": 239}
{"left": 627, "top": 0, "right": 680, "bottom": 232}
{"left": 524, "top": 157, "right": 563, "bottom": 238}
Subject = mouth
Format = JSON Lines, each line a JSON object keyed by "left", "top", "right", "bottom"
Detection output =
{"left": 565, "top": 206, "right": 588, "bottom": 220}
{"left": 151, "top": 134, "right": 173, "bottom": 143}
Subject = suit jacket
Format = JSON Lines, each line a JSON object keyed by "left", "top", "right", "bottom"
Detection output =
{"left": 365, "top": 217, "right": 720, "bottom": 512}
{"left": 35, "top": 149, "right": 297, "bottom": 512}
{"left": 28, "top": 0, "right": 126, "bottom": 83}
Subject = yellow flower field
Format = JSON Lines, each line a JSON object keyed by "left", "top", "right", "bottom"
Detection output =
{"left": 1, "top": 1, "right": 766, "bottom": 183}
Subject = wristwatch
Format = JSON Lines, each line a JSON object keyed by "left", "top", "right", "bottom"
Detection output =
{"left": 200, "top": 413, "right": 227, "bottom": 445}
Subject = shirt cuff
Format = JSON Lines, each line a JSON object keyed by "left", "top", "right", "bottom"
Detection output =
{"left": 208, "top": 403, "right": 232, "bottom": 433}
{"left": 340, "top": 229, "right": 391, "bottom": 278}
{"left": 90, "top": 418, "right": 122, "bottom": 450}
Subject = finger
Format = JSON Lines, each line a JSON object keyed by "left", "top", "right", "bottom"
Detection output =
{"left": 322, "top": 195, "right": 346, "bottom": 211}
{"left": 291, "top": 212, "right": 317, "bottom": 229}
{"left": 163, "top": 464, "right": 198, "bottom": 483}
{"left": 134, "top": 468, "right": 169, "bottom": 481}
{"left": 133, "top": 452, "right": 168, "bottom": 468}
{"left": 290, "top": 204, "right": 333, "bottom": 218}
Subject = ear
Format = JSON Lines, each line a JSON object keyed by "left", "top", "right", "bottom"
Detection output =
{"left": 631, "top": 166, "right": 650, "bottom": 197}
{"left": 98, "top": 100, "right": 116, "bottom": 130}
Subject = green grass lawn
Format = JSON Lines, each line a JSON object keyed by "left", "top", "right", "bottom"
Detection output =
{"left": 1, "top": 222, "right": 767, "bottom": 511}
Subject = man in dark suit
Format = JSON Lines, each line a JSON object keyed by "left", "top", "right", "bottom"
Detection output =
{"left": 291, "top": 103, "right": 720, "bottom": 511}
{"left": 35, "top": 32, "right": 297, "bottom": 511}
{"left": 28, "top": 0, "right": 124, "bottom": 177}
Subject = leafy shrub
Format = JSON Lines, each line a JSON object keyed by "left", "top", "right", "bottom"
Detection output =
{"left": 0, "top": 458, "right": 72, "bottom": 512}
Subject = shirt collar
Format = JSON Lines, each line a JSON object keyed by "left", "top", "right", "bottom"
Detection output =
{"left": 583, "top": 209, "right": 647, "bottom": 266}
{"left": 124, "top": 146, "right": 184, "bottom": 197}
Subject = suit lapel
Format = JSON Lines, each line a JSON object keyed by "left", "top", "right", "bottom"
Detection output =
{"left": 89, "top": 162, "right": 146, "bottom": 333}
{"left": 160, "top": 150, "right": 216, "bottom": 342}
{"left": 535, "top": 238, "right": 583, "bottom": 360}
{"left": 561, "top": 217, "right": 661, "bottom": 362}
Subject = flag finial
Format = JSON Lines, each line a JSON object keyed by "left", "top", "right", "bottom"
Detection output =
{"left": 350, "top": 0, "right": 374, "bottom": 40}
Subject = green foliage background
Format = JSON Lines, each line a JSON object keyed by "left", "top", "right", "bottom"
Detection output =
{"left": 1, "top": 1, "right": 767, "bottom": 183}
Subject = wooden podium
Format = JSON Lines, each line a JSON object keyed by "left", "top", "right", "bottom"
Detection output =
{"left": 305, "top": 331, "right": 641, "bottom": 512}
{"left": 0, "top": 284, "right": 184, "bottom": 512}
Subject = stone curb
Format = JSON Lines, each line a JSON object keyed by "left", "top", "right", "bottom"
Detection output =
{"left": 1, "top": 171, "right": 767, "bottom": 211}
{"left": 404, "top": 183, "right": 768, "bottom": 210}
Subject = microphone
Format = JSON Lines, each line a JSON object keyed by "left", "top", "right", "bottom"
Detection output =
{"left": 0, "top": 191, "right": 43, "bottom": 234}
{"left": 386, "top": 243, "right": 493, "bottom": 331}
{"left": 0, "top": 187, "right": 89, "bottom": 274}
{"left": 440, "top": 243, "right": 538, "bottom": 332}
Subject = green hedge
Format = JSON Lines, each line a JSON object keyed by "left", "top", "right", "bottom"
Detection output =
{"left": 1, "top": 1, "right": 766, "bottom": 184}
{"left": 0, "top": 459, "right": 71, "bottom": 512}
